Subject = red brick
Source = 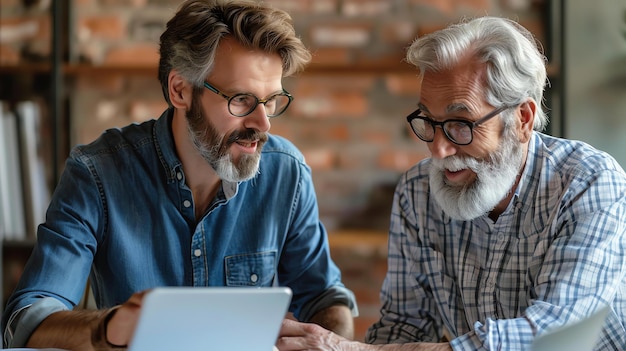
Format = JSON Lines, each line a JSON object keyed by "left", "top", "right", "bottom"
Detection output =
{"left": 0, "top": 15, "right": 50, "bottom": 43}
{"left": 409, "top": 0, "right": 456, "bottom": 14}
{"left": 101, "top": 0, "right": 147, "bottom": 7}
{"left": 103, "top": 43, "right": 159, "bottom": 66}
{"left": 380, "top": 20, "right": 418, "bottom": 45}
{"left": 290, "top": 78, "right": 372, "bottom": 119}
{"left": 295, "top": 76, "right": 376, "bottom": 92}
{"left": 267, "top": 120, "right": 296, "bottom": 140}
{"left": 264, "top": 0, "right": 307, "bottom": 13}
{"left": 75, "top": 75, "right": 125, "bottom": 94}
{"left": 354, "top": 51, "right": 408, "bottom": 69}
{"left": 417, "top": 22, "right": 449, "bottom": 37}
{"left": 265, "top": 0, "right": 337, "bottom": 14}
{"left": 302, "top": 124, "right": 350, "bottom": 143}
{"left": 337, "top": 149, "right": 374, "bottom": 171}
{"left": 290, "top": 92, "right": 369, "bottom": 118}
{"left": 310, "top": 0, "right": 337, "bottom": 14}
{"left": 519, "top": 18, "right": 546, "bottom": 47}
{"left": 377, "top": 148, "right": 428, "bottom": 172}
{"left": 309, "top": 22, "right": 373, "bottom": 48}
{"left": 301, "top": 148, "right": 336, "bottom": 170}
{"left": 309, "top": 47, "right": 352, "bottom": 66}
{"left": 73, "top": 0, "right": 96, "bottom": 6}
{"left": 361, "top": 127, "right": 394, "bottom": 145}
{"left": 0, "top": 44, "right": 20, "bottom": 65}
{"left": 129, "top": 100, "right": 168, "bottom": 122}
{"left": 333, "top": 92, "right": 369, "bottom": 118}
{"left": 500, "top": 0, "right": 533, "bottom": 11}
{"left": 341, "top": 0, "right": 393, "bottom": 17}
{"left": 458, "top": 0, "right": 491, "bottom": 11}
{"left": 385, "top": 73, "right": 421, "bottom": 96}
{"left": 0, "top": 0, "right": 19, "bottom": 8}
{"left": 78, "top": 15, "right": 126, "bottom": 40}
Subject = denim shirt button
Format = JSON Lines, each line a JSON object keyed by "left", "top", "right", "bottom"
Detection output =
{"left": 176, "top": 172, "right": 183, "bottom": 181}
{"left": 250, "top": 273, "right": 258, "bottom": 283}
{"left": 193, "top": 249, "right": 202, "bottom": 257}
{"left": 183, "top": 200, "right": 191, "bottom": 208}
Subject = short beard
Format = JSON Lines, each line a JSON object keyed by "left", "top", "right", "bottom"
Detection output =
{"left": 185, "top": 92, "right": 266, "bottom": 182}
{"left": 428, "top": 126, "right": 523, "bottom": 221}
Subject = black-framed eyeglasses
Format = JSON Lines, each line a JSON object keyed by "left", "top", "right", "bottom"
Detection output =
{"left": 203, "top": 81, "right": 293, "bottom": 118}
{"left": 406, "top": 105, "right": 513, "bottom": 146}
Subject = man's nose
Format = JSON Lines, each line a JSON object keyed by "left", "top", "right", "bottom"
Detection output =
{"left": 244, "top": 104, "right": 271, "bottom": 133}
{"left": 428, "top": 127, "right": 457, "bottom": 159}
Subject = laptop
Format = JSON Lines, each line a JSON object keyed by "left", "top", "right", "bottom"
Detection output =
{"left": 128, "top": 286, "right": 292, "bottom": 351}
{"left": 531, "top": 304, "right": 611, "bottom": 351}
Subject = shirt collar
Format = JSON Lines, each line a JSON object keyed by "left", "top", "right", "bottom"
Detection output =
{"left": 153, "top": 108, "right": 240, "bottom": 199}
{"left": 154, "top": 108, "right": 183, "bottom": 184}
{"left": 515, "top": 132, "right": 541, "bottom": 205}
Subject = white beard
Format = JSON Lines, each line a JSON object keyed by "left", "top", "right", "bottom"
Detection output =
{"left": 428, "top": 131, "right": 523, "bottom": 221}
{"left": 212, "top": 152, "right": 261, "bottom": 183}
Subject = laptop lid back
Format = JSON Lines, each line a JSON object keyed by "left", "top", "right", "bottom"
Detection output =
{"left": 530, "top": 305, "right": 610, "bottom": 351}
{"left": 128, "top": 287, "right": 292, "bottom": 351}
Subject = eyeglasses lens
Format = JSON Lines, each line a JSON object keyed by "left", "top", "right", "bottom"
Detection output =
{"left": 265, "top": 95, "right": 291, "bottom": 117}
{"left": 444, "top": 122, "right": 472, "bottom": 145}
{"left": 410, "top": 119, "right": 434, "bottom": 141}
{"left": 228, "top": 93, "right": 291, "bottom": 117}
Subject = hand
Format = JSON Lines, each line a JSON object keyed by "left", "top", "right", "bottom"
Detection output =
{"left": 276, "top": 318, "right": 367, "bottom": 351}
{"left": 106, "top": 290, "right": 150, "bottom": 346}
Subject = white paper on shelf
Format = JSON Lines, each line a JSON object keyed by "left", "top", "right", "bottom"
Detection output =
{"left": 0, "top": 102, "right": 27, "bottom": 240}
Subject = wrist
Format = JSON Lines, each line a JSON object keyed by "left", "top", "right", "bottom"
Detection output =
{"left": 92, "top": 306, "right": 127, "bottom": 350}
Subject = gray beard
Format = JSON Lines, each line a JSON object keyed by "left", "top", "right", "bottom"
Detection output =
{"left": 428, "top": 131, "right": 524, "bottom": 221}
{"left": 209, "top": 151, "right": 261, "bottom": 183}
{"left": 186, "top": 97, "right": 262, "bottom": 183}
{"left": 188, "top": 123, "right": 262, "bottom": 183}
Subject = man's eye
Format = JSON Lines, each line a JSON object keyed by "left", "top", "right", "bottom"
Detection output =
{"left": 232, "top": 95, "right": 254, "bottom": 105}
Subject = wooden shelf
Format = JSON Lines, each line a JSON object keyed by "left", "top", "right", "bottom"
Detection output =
{"left": 0, "top": 61, "right": 560, "bottom": 77}
{"left": 3, "top": 239, "right": 37, "bottom": 249}
{"left": 0, "top": 62, "right": 415, "bottom": 76}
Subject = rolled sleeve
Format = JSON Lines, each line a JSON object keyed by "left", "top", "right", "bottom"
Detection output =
{"left": 4, "top": 297, "right": 68, "bottom": 348}
{"left": 298, "top": 285, "right": 358, "bottom": 322}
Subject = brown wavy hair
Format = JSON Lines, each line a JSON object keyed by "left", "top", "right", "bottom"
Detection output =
{"left": 158, "top": 0, "right": 311, "bottom": 106}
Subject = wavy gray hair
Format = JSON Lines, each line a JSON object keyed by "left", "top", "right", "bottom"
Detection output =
{"left": 406, "top": 16, "right": 549, "bottom": 131}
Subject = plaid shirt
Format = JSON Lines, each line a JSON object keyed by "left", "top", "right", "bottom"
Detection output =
{"left": 366, "top": 132, "right": 626, "bottom": 350}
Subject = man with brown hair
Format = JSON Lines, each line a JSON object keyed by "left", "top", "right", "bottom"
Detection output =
{"left": 2, "top": 1, "right": 357, "bottom": 349}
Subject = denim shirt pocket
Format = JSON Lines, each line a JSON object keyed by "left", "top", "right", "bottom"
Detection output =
{"left": 224, "top": 251, "right": 277, "bottom": 287}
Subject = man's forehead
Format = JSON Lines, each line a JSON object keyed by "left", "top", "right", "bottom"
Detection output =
{"left": 419, "top": 67, "right": 488, "bottom": 114}
{"left": 418, "top": 102, "right": 472, "bottom": 114}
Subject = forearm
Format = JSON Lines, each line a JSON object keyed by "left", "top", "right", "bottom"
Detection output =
{"left": 25, "top": 308, "right": 114, "bottom": 351}
{"left": 309, "top": 304, "right": 354, "bottom": 339}
{"left": 355, "top": 342, "right": 451, "bottom": 351}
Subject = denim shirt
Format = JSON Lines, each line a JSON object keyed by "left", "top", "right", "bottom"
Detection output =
{"left": 2, "top": 109, "right": 357, "bottom": 348}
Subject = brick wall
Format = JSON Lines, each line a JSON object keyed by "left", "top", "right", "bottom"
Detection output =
{"left": 1, "top": 0, "right": 547, "bottom": 341}
{"left": 56, "top": 0, "right": 545, "bottom": 232}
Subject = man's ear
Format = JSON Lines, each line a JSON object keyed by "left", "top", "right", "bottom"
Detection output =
{"left": 518, "top": 100, "right": 536, "bottom": 143}
{"left": 168, "top": 71, "right": 191, "bottom": 109}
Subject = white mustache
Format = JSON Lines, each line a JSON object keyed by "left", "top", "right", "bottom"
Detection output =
{"left": 431, "top": 155, "right": 482, "bottom": 173}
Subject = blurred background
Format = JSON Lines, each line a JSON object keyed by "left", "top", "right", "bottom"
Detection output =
{"left": 1, "top": 0, "right": 625, "bottom": 341}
